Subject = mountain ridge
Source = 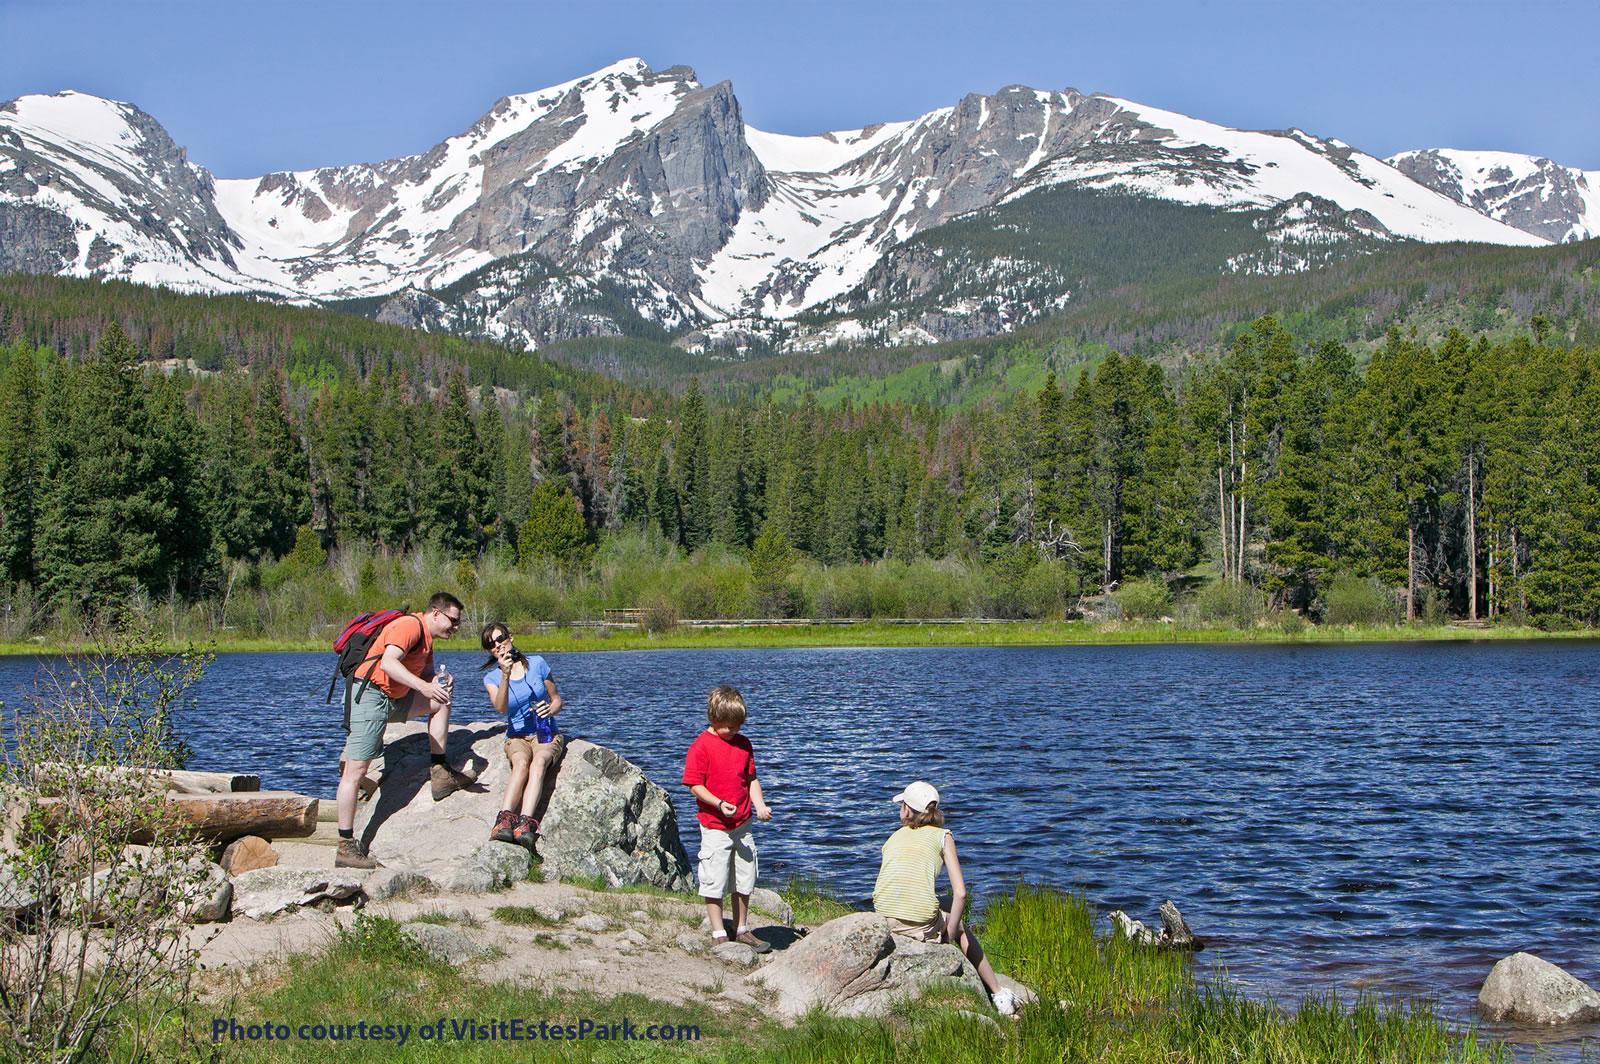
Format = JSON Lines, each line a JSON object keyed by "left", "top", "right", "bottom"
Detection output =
{"left": 2, "top": 59, "right": 1584, "bottom": 354}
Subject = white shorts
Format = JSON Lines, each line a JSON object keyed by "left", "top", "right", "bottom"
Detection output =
{"left": 697, "top": 821, "right": 757, "bottom": 899}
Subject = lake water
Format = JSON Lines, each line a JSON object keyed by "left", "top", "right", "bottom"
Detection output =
{"left": 3, "top": 641, "right": 1597, "bottom": 1056}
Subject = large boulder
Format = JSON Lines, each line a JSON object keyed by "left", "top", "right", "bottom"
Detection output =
{"left": 355, "top": 723, "right": 691, "bottom": 893}
{"left": 747, "top": 912, "right": 985, "bottom": 1018}
{"left": 1479, "top": 952, "right": 1600, "bottom": 1025}
{"left": 539, "top": 741, "right": 693, "bottom": 891}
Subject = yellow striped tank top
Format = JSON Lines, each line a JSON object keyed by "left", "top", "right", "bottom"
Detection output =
{"left": 872, "top": 826, "right": 951, "bottom": 922}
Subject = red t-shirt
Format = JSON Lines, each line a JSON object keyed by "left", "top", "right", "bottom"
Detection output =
{"left": 682, "top": 729, "right": 757, "bottom": 830}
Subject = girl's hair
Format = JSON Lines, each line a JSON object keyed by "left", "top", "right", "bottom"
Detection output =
{"left": 478, "top": 620, "right": 526, "bottom": 672}
{"left": 907, "top": 802, "right": 944, "bottom": 829}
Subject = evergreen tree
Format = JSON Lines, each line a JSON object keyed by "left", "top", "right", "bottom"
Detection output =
{"left": 518, "top": 480, "right": 593, "bottom": 569}
{"left": 675, "top": 379, "right": 711, "bottom": 550}
{"left": 35, "top": 324, "right": 188, "bottom": 615}
{"left": 0, "top": 343, "right": 40, "bottom": 584}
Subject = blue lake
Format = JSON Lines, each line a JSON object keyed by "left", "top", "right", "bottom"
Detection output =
{"left": 3, "top": 641, "right": 1597, "bottom": 1055}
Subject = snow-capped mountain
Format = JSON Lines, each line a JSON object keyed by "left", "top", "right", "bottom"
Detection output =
{"left": 0, "top": 59, "right": 1565, "bottom": 352}
{"left": 1387, "top": 148, "right": 1600, "bottom": 244}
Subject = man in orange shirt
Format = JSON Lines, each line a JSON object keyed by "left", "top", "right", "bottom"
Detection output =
{"left": 335, "top": 591, "right": 476, "bottom": 869}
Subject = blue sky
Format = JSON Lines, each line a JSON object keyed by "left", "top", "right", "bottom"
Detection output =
{"left": 3, "top": 0, "right": 1596, "bottom": 177}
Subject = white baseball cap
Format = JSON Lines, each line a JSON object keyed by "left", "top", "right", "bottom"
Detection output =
{"left": 891, "top": 781, "right": 940, "bottom": 813}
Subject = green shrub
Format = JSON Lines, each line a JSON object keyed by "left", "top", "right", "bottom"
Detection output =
{"left": 1115, "top": 577, "right": 1172, "bottom": 620}
{"left": 1183, "top": 579, "right": 1266, "bottom": 627}
{"left": 1321, "top": 572, "right": 1399, "bottom": 626}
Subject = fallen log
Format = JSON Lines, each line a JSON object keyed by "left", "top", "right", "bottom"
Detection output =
{"left": 7, "top": 791, "right": 318, "bottom": 846}
{"left": 163, "top": 792, "right": 317, "bottom": 843}
{"left": 34, "top": 764, "right": 261, "bottom": 795}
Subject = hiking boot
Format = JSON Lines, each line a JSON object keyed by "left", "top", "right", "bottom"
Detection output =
{"left": 429, "top": 762, "right": 475, "bottom": 801}
{"left": 512, "top": 815, "right": 543, "bottom": 861}
{"left": 735, "top": 930, "right": 772, "bottom": 954}
{"left": 490, "top": 809, "right": 517, "bottom": 844}
{"left": 335, "top": 838, "right": 382, "bottom": 870}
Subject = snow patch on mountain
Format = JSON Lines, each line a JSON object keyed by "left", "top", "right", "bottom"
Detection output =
{"left": 1017, "top": 98, "right": 1544, "bottom": 247}
{"left": 1386, "top": 147, "right": 1599, "bottom": 243}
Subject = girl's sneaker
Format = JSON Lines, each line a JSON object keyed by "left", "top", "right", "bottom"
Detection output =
{"left": 992, "top": 987, "right": 1017, "bottom": 1016}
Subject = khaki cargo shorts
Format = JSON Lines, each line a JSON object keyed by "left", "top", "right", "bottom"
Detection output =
{"left": 505, "top": 733, "right": 565, "bottom": 766}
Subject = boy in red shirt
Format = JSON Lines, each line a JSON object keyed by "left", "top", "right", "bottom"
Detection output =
{"left": 682, "top": 685, "right": 772, "bottom": 952}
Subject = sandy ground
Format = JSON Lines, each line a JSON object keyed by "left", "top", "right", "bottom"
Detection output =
{"left": 191, "top": 846, "right": 793, "bottom": 1011}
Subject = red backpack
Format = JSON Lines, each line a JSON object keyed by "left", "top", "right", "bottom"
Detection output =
{"left": 325, "top": 609, "right": 409, "bottom": 708}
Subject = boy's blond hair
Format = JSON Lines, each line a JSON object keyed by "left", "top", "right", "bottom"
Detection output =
{"left": 707, "top": 685, "right": 746, "bottom": 727}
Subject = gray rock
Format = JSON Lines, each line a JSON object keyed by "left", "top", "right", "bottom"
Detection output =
{"left": 231, "top": 868, "right": 364, "bottom": 920}
{"left": 746, "top": 912, "right": 983, "bottom": 1018}
{"left": 712, "top": 940, "right": 758, "bottom": 967}
{"left": 364, "top": 868, "right": 435, "bottom": 902}
{"left": 402, "top": 922, "right": 488, "bottom": 966}
{"left": 618, "top": 927, "right": 649, "bottom": 947}
{"left": 0, "top": 863, "right": 40, "bottom": 922}
{"left": 572, "top": 913, "right": 611, "bottom": 933}
{"left": 677, "top": 931, "right": 709, "bottom": 954}
{"left": 538, "top": 741, "right": 694, "bottom": 892}
{"left": 1478, "top": 952, "right": 1600, "bottom": 1025}
{"left": 185, "top": 861, "right": 232, "bottom": 924}
{"left": 750, "top": 886, "right": 794, "bottom": 927}
{"left": 433, "top": 842, "right": 531, "bottom": 894}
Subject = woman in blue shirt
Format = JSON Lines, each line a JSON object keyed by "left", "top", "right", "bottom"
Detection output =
{"left": 480, "top": 620, "right": 564, "bottom": 849}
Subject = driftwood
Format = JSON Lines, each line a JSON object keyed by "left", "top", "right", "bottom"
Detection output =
{"left": 35, "top": 764, "right": 261, "bottom": 795}
{"left": 1109, "top": 900, "right": 1204, "bottom": 951}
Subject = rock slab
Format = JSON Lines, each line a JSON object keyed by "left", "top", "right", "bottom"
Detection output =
{"left": 1479, "top": 952, "right": 1600, "bottom": 1025}
{"left": 402, "top": 922, "right": 488, "bottom": 966}
{"left": 747, "top": 912, "right": 984, "bottom": 1018}
{"left": 231, "top": 868, "right": 364, "bottom": 920}
{"left": 433, "top": 842, "right": 531, "bottom": 894}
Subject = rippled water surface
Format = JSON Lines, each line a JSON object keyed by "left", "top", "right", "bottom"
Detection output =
{"left": 4, "top": 642, "right": 1598, "bottom": 1055}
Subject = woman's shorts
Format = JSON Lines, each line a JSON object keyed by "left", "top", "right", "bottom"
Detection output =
{"left": 888, "top": 912, "right": 949, "bottom": 943}
{"left": 505, "top": 734, "right": 565, "bottom": 765}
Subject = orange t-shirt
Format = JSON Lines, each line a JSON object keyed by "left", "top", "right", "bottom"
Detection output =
{"left": 367, "top": 613, "right": 432, "bottom": 700}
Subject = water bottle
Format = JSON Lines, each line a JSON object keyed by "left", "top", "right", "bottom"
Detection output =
{"left": 435, "top": 664, "right": 454, "bottom": 702}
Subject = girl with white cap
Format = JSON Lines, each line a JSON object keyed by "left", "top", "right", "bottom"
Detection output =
{"left": 872, "top": 779, "right": 1016, "bottom": 1016}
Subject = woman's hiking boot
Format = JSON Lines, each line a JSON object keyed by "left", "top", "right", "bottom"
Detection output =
{"left": 490, "top": 809, "right": 517, "bottom": 844}
{"left": 335, "top": 838, "right": 382, "bottom": 870}
{"left": 430, "top": 762, "right": 476, "bottom": 801}
{"left": 512, "top": 815, "right": 542, "bottom": 860}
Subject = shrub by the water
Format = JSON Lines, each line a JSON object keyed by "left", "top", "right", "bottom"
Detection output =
{"left": 1115, "top": 577, "right": 1173, "bottom": 620}
{"left": 1182, "top": 579, "right": 1268, "bottom": 627}
{"left": 1321, "top": 572, "right": 1400, "bottom": 626}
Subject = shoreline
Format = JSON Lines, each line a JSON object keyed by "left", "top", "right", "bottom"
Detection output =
{"left": 0, "top": 620, "right": 1593, "bottom": 656}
